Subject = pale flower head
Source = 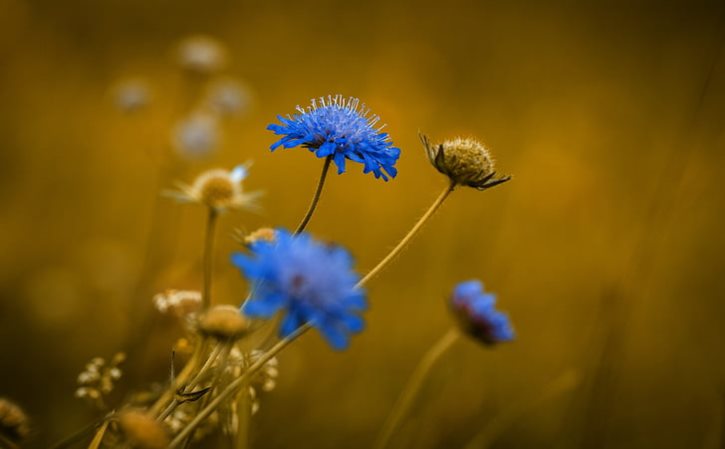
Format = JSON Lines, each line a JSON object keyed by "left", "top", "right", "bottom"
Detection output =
{"left": 177, "top": 35, "right": 227, "bottom": 74}
{"left": 111, "top": 79, "right": 151, "bottom": 113}
{"left": 168, "top": 164, "right": 261, "bottom": 212}
{"left": 172, "top": 112, "right": 220, "bottom": 159}
{"left": 205, "top": 78, "right": 252, "bottom": 117}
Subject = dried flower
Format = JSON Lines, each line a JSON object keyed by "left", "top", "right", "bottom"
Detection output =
{"left": 154, "top": 290, "right": 202, "bottom": 317}
{"left": 167, "top": 164, "right": 261, "bottom": 212}
{"left": 177, "top": 35, "right": 227, "bottom": 74}
{"left": 0, "top": 398, "right": 30, "bottom": 444}
{"left": 118, "top": 410, "right": 170, "bottom": 449}
{"left": 231, "top": 229, "right": 366, "bottom": 350}
{"left": 268, "top": 95, "right": 400, "bottom": 180}
{"left": 172, "top": 113, "right": 220, "bottom": 159}
{"left": 449, "top": 280, "right": 514, "bottom": 345}
{"left": 198, "top": 305, "right": 251, "bottom": 340}
{"left": 227, "top": 348, "right": 279, "bottom": 414}
{"left": 75, "top": 353, "right": 126, "bottom": 409}
{"left": 420, "top": 134, "right": 511, "bottom": 190}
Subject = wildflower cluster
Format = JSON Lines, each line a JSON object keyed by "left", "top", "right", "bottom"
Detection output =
{"left": 41, "top": 38, "right": 516, "bottom": 449}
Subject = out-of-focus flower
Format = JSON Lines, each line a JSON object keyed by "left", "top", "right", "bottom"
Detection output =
{"left": 420, "top": 134, "right": 511, "bottom": 190}
{"left": 198, "top": 305, "right": 251, "bottom": 341}
{"left": 231, "top": 229, "right": 366, "bottom": 350}
{"left": 154, "top": 289, "right": 202, "bottom": 317}
{"left": 177, "top": 35, "right": 227, "bottom": 74}
{"left": 167, "top": 164, "right": 261, "bottom": 212}
{"left": 172, "top": 113, "right": 220, "bottom": 159}
{"left": 0, "top": 398, "right": 30, "bottom": 444}
{"left": 205, "top": 78, "right": 251, "bottom": 117}
{"left": 118, "top": 410, "right": 170, "bottom": 449}
{"left": 111, "top": 79, "right": 151, "bottom": 113}
{"left": 449, "top": 280, "right": 514, "bottom": 346}
{"left": 240, "top": 227, "right": 277, "bottom": 248}
{"left": 268, "top": 95, "right": 400, "bottom": 181}
{"left": 228, "top": 348, "right": 279, "bottom": 414}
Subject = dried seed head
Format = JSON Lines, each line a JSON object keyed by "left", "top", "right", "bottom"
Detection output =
{"left": 199, "top": 305, "right": 251, "bottom": 341}
{"left": 118, "top": 410, "right": 169, "bottom": 449}
{"left": 0, "top": 398, "right": 30, "bottom": 443}
{"left": 154, "top": 290, "right": 202, "bottom": 317}
{"left": 243, "top": 228, "right": 277, "bottom": 247}
{"left": 421, "top": 134, "right": 510, "bottom": 190}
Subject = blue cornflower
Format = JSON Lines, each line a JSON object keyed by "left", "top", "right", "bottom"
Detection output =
{"left": 449, "top": 280, "right": 514, "bottom": 346}
{"left": 267, "top": 95, "right": 401, "bottom": 181}
{"left": 230, "top": 229, "right": 366, "bottom": 350}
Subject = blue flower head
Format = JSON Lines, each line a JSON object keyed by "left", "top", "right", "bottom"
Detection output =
{"left": 267, "top": 95, "right": 401, "bottom": 181}
{"left": 449, "top": 280, "right": 514, "bottom": 346}
{"left": 231, "top": 229, "right": 367, "bottom": 350}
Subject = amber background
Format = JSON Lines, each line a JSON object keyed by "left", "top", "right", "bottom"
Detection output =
{"left": 2, "top": 0, "right": 725, "bottom": 448}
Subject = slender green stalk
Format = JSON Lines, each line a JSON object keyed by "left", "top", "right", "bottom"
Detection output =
{"left": 358, "top": 180, "right": 455, "bottom": 286}
{"left": 294, "top": 155, "right": 332, "bottom": 235}
{"left": 233, "top": 386, "right": 252, "bottom": 449}
{"left": 150, "top": 339, "right": 205, "bottom": 417}
{"left": 373, "top": 328, "right": 460, "bottom": 449}
{"left": 203, "top": 208, "right": 219, "bottom": 309}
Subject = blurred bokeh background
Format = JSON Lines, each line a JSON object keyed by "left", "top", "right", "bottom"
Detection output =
{"left": 1, "top": 0, "right": 725, "bottom": 448}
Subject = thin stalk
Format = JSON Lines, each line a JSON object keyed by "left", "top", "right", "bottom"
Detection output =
{"left": 358, "top": 180, "right": 455, "bottom": 286}
{"left": 203, "top": 208, "right": 219, "bottom": 309}
{"left": 86, "top": 418, "right": 110, "bottom": 449}
{"left": 233, "top": 386, "right": 252, "bottom": 449}
{"left": 150, "top": 339, "right": 205, "bottom": 417}
{"left": 294, "top": 155, "right": 332, "bottom": 234}
{"left": 373, "top": 328, "right": 460, "bottom": 449}
{"left": 169, "top": 181, "right": 458, "bottom": 447}
{"left": 158, "top": 343, "right": 225, "bottom": 421}
{"left": 167, "top": 324, "right": 310, "bottom": 449}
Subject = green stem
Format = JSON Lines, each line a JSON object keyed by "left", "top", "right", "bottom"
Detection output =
{"left": 373, "top": 328, "right": 460, "bottom": 449}
{"left": 294, "top": 155, "right": 332, "bottom": 235}
{"left": 358, "top": 180, "right": 455, "bottom": 286}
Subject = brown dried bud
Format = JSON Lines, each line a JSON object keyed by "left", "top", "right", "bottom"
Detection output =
{"left": 118, "top": 410, "right": 169, "bottom": 449}
{"left": 0, "top": 398, "right": 30, "bottom": 443}
{"left": 420, "top": 134, "right": 510, "bottom": 190}
{"left": 198, "top": 305, "right": 250, "bottom": 341}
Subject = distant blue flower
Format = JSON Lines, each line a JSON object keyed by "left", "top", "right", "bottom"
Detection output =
{"left": 449, "top": 280, "right": 514, "bottom": 345}
{"left": 267, "top": 95, "right": 401, "bottom": 181}
{"left": 231, "top": 228, "right": 366, "bottom": 350}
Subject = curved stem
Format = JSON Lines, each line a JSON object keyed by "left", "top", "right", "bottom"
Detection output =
{"left": 203, "top": 208, "right": 219, "bottom": 309}
{"left": 167, "top": 324, "right": 311, "bottom": 449}
{"left": 168, "top": 181, "right": 455, "bottom": 447}
{"left": 358, "top": 180, "right": 455, "bottom": 286}
{"left": 150, "top": 339, "right": 205, "bottom": 417}
{"left": 294, "top": 155, "right": 332, "bottom": 235}
{"left": 373, "top": 328, "right": 460, "bottom": 449}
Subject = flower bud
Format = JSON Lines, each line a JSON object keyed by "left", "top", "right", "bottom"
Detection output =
{"left": 198, "top": 305, "right": 251, "bottom": 341}
{"left": 449, "top": 280, "right": 514, "bottom": 346}
{"left": 421, "top": 134, "right": 510, "bottom": 190}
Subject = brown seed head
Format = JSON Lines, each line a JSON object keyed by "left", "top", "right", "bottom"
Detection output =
{"left": 198, "top": 305, "right": 251, "bottom": 340}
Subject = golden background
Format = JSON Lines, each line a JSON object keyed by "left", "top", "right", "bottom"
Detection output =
{"left": 1, "top": 0, "right": 724, "bottom": 448}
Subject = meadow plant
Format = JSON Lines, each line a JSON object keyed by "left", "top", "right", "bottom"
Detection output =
{"left": 46, "top": 36, "right": 515, "bottom": 449}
